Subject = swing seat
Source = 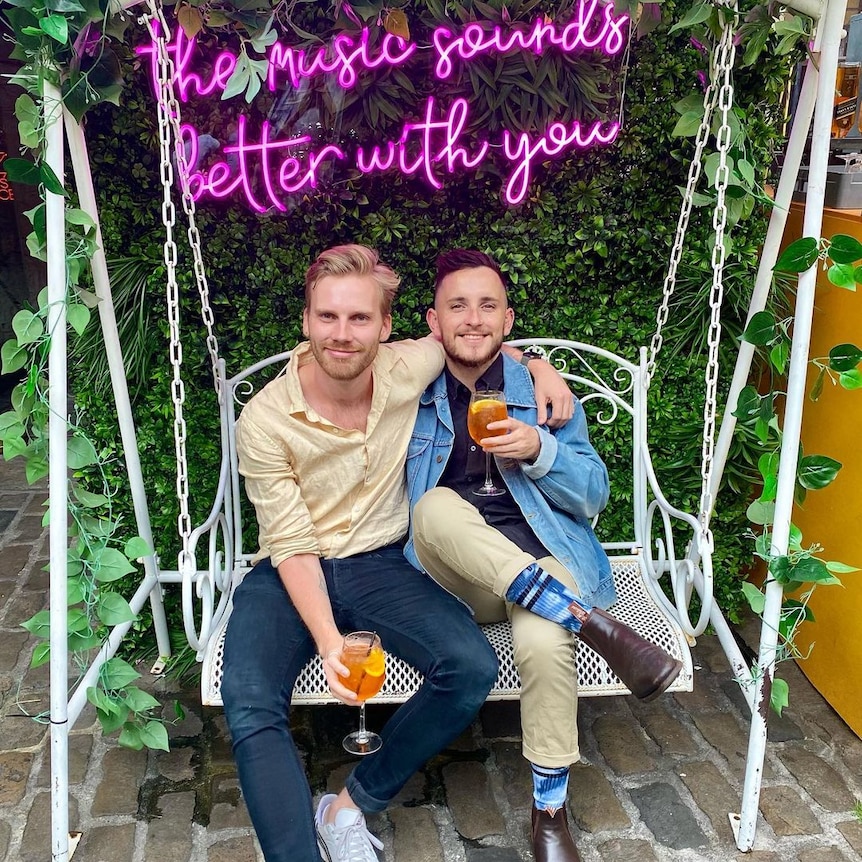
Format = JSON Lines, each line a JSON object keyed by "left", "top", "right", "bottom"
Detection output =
{"left": 187, "top": 339, "right": 701, "bottom": 707}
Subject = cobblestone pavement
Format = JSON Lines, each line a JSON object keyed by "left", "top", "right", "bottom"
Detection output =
{"left": 1, "top": 457, "right": 861, "bottom": 862}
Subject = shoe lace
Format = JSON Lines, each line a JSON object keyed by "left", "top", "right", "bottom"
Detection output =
{"left": 333, "top": 818, "right": 384, "bottom": 862}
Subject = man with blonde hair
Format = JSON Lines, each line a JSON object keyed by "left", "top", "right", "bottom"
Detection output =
{"left": 221, "top": 244, "right": 573, "bottom": 862}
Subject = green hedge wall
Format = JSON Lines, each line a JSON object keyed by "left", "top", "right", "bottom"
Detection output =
{"left": 72, "top": 2, "right": 793, "bottom": 643}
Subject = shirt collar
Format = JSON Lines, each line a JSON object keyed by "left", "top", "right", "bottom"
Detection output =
{"left": 443, "top": 353, "right": 505, "bottom": 401}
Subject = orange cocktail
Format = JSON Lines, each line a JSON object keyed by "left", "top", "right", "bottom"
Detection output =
{"left": 468, "top": 397, "right": 508, "bottom": 444}
{"left": 341, "top": 639, "right": 386, "bottom": 702}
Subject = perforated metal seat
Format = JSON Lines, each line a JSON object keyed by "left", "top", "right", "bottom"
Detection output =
{"left": 201, "top": 555, "right": 693, "bottom": 706}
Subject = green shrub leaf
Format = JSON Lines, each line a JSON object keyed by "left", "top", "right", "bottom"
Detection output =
{"left": 797, "top": 455, "right": 841, "bottom": 490}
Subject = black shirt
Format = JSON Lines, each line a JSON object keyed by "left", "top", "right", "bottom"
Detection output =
{"left": 439, "top": 355, "right": 550, "bottom": 561}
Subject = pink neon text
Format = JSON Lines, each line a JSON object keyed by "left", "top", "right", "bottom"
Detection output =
{"left": 180, "top": 118, "right": 345, "bottom": 212}
{"left": 267, "top": 28, "right": 415, "bottom": 90}
{"left": 433, "top": 0, "right": 628, "bottom": 79}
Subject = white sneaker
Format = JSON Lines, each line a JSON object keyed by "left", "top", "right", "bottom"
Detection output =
{"left": 315, "top": 793, "right": 384, "bottom": 862}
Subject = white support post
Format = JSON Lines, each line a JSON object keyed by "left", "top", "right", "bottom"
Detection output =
{"left": 63, "top": 110, "right": 172, "bottom": 662}
{"left": 44, "top": 80, "right": 69, "bottom": 862}
{"left": 733, "top": 0, "right": 848, "bottom": 849}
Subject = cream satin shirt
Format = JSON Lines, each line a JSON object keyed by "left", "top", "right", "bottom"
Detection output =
{"left": 236, "top": 338, "right": 444, "bottom": 566}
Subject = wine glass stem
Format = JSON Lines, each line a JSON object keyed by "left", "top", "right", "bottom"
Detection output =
{"left": 356, "top": 703, "right": 368, "bottom": 742}
{"left": 484, "top": 452, "right": 494, "bottom": 490}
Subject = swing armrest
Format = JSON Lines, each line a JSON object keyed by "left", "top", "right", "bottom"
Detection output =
{"left": 639, "top": 448, "right": 714, "bottom": 639}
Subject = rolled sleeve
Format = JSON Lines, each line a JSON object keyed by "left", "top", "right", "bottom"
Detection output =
{"left": 236, "top": 413, "right": 320, "bottom": 566}
{"left": 520, "top": 426, "right": 557, "bottom": 480}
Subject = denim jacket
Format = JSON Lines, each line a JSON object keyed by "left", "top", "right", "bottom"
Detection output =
{"left": 404, "top": 355, "right": 617, "bottom": 609}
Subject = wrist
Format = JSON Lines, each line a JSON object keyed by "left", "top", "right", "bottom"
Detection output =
{"left": 520, "top": 350, "right": 544, "bottom": 368}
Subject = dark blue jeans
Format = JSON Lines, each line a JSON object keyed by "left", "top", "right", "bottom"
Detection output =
{"left": 221, "top": 545, "right": 499, "bottom": 862}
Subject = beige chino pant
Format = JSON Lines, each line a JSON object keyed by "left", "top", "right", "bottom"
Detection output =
{"left": 412, "top": 486, "right": 580, "bottom": 767}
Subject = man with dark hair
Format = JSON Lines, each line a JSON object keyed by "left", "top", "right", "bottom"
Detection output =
{"left": 404, "top": 249, "right": 682, "bottom": 862}
{"left": 221, "top": 244, "right": 575, "bottom": 862}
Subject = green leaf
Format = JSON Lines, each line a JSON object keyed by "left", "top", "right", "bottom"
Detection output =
{"left": 39, "top": 14, "right": 69, "bottom": 43}
{"left": 139, "top": 720, "right": 170, "bottom": 751}
{"left": 0, "top": 410, "right": 26, "bottom": 438}
{"left": 741, "top": 581, "right": 765, "bottom": 614}
{"left": 770, "top": 677, "right": 789, "bottom": 716}
{"left": 809, "top": 367, "right": 826, "bottom": 402}
{"left": 788, "top": 556, "right": 840, "bottom": 584}
{"left": 828, "top": 343, "right": 862, "bottom": 372}
{"left": 825, "top": 560, "right": 861, "bottom": 574}
{"left": 100, "top": 657, "right": 141, "bottom": 690}
{"left": 769, "top": 339, "right": 789, "bottom": 375}
{"left": 90, "top": 547, "right": 136, "bottom": 582}
{"left": 775, "top": 237, "right": 819, "bottom": 273}
{"left": 797, "top": 455, "right": 841, "bottom": 490}
{"left": 21, "top": 610, "right": 50, "bottom": 639}
{"left": 31, "top": 642, "right": 51, "bottom": 668}
{"left": 124, "top": 536, "right": 152, "bottom": 559}
{"left": 87, "top": 686, "right": 124, "bottom": 715}
{"left": 4, "top": 158, "right": 41, "bottom": 185}
{"left": 118, "top": 723, "right": 144, "bottom": 750}
{"left": 68, "top": 435, "right": 99, "bottom": 469}
{"left": 828, "top": 233, "right": 862, "bottom": 264}
{"left": 96, "top": 592, "right": 137, "bottom": 626}
{"left": 4, "top": 437, "right": 28, "bottom": 461}
{"left": 97, "top": 705, "right": 130, "bottom": 734}
{"left": 747, "top": 499, "right": 775, "bottom": 526}
{"left": 671, "top": 111, "right": 703, "bottom": 138}
{"left": 67, "top": 607, "right": 92, "bottom": 633}
{"left": 2, "top": 340, "right": 29, "bottom": 374}
{"left": 67, "top": 303, "right": 91, "bottom": 336}
{"left": 123, "top": 687, "right": 161, "bottom": 714}
{"left": 828, "top": 262, "right": 858, "bottom": 289}
{"left": 768, "top": 555, "right": 791, "bottom": 583}
{"left": 732, "top": 385, "right": 761, "bottom": 421}
{"left": 12, "top": 310, "right": 44, "bottom": 345}
{"left": 839, "top": 369, "right": 862, "bottom": 390}
{"left": 73, "top": 487, "right": 108, "bottom": 507}
{"left": 40, "top": 162, "right": 65, "bottom": 196}
{"left": 741, "top": 311, "right": 776, "bottom": 346}
{"left": 25, "top": 455, "right": 49, "bottom": 485}
{"left": 788, "top": 523, "right": 803, "bottom": 551}
{"left": 669, "top": 2, "right": 713, "bottom": 33}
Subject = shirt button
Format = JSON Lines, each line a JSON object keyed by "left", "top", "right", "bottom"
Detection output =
{"left": 436, "top": 455, "right": 443, "bottom": 463}
{"left": 470, "top": 445, "right": 476, "bottom": 451}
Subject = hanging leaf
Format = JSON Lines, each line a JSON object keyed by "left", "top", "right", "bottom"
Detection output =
{"left": 96, "top": 592, "right": 137, "bottom": 625}
{"left": 139, "top": 720, "right": 170, "bottom": 752}
{"left": 828, "top": 343, "right": 862, "bottom": 371}
{"left": 124, "top": 687, "right": 161, "bottom": 713}
{"left": 732, "top": 385, "right": 761, "bottom": 421}
{"left": 808, "top": 366, "right": 826, "bottom": 402}
{"left": 741, "top": 581, "right": 766, "bottom": 614}
{"left": 828, "top": 262, "right": 857, "bottom": 289}
{"left": 90, "top": 547, "right": 136, "bottom": 582}
{"left": 769, "top": 339, "right": 789, "bottom": 375}
{"left": 39, "top": 14, "right": 69, "bottom": 44}
{"left": 774, "top": 237, "right": 818, "bottom": 273}
{"left": 4, "top": 157, "right": 41, "bottom": 185}
{"left": 839, "top": 368, "right": 862, "bottom": 390}
{"left": 825, "top": 560, "right": 861, "bottom": 574}
{"left": 124, "top": 536, "right": 152, "bottom": 559}
{"left": 383, "top": 9, "right": 410, "bottom": 41}
{"left": 40, "top": 162, "right": 65, "bottom": 195}
{"left": 788, "top": 556, "right": 840, "bottom": 584}
{"left": 101, "top": 657, "right": 141, "bottom": 690}
{"left": 176, "top": 3, "right": 204, "bottom": 38}
{"left": 668, "top": 2, "right": 713, "bottom": 33}
{"left": 67, "top": 304, "right": 90, "bottom": 336}
{"left": 797, "top": 454, "right": 841, "bottom": 490}
{"left": 747, "top": 499, "right": 774, "bottom": 526}
{"left": 671, "top": 111, "right": 703, "bottom": 138}
{"left": 68, "top": 434, "right": 99, "bottom": 469}
{"left": 118, "top": 724, "right": 144, "bottom": 750}
{"left": 827, "top": 233, "right": 862, "bottom": 265}
{"left": 740, "top": 310, "right": 776, "bottom": 346}
{"left": 770, "top": 677, "right": 789, "bottom": 717}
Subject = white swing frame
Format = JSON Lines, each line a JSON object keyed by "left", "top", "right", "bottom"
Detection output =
{"left": 40, "top": 0, "right": 843, "bottom": 856}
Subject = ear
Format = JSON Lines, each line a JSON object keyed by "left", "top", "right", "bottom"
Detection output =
{"left": 379, "top": 313, "right": 392, "bottom": 342}
{"left": 503, "top": 306, "right": 514, "bottom": 337}
{"left": 302, "top": 307, "right": 309, "bottom": 337}
{"left": 426, "top": 307, "right": 440, "bottom": 337}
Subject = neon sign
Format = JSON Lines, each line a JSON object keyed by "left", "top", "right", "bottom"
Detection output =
{"left": 137, "top": 1, "right": 627, "bottom": 208}
{"left": 0, "top": 151, "right": 14, "bottom": 202}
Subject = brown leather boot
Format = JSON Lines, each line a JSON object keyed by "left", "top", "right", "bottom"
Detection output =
{"left": 531, "top": 804, "right": 582, "bottom": 862}
{"left": 576, "top": 606, "right": 682, "bottom": 701}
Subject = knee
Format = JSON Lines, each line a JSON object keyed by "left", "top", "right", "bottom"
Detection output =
{"left": 435, "top": 632, "right": 499, "bottom": 705}
{"left": 512, "top": 620, "right": 575, "bottom": 675}
{"left": 222, "top": 673, "right": 289, "bottom": 742}
{"left": 413, "top": 487, "right": 461, "bottom": 546}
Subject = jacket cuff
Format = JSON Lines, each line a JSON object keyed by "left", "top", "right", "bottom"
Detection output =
{"left": 521, "top": 426, "right": 556, "bottom": 479}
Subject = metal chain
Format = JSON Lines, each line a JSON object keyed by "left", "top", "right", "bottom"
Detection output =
{"left": 698, "top": 4, "right": 738, "bottom": 537}
{"left": 144, "top": 0, "right": 225, "bottom": 560}
{"left": 647, "top": 8, "right": 729, "bottom": 381}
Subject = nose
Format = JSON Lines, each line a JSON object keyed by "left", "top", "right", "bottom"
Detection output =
{"left": 332, "top": 318, "right": 351, "bottom": 342}
{"left": 464, "top": 306, "right": 482, "bottom": 326}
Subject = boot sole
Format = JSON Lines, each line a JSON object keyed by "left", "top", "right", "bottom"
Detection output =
{"left": 637, "top": 658, "right": 683, "bottom": 702}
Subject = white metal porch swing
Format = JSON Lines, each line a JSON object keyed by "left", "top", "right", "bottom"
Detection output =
{"left": 41, "top": 0, "right": 848, "bottom": 857}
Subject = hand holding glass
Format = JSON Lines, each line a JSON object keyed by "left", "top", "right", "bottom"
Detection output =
{"left": 468, "top": 390, "right": 508, "bottom": 497}
{"left": 340, "top": 631, "right": 386, "bottom": 755}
